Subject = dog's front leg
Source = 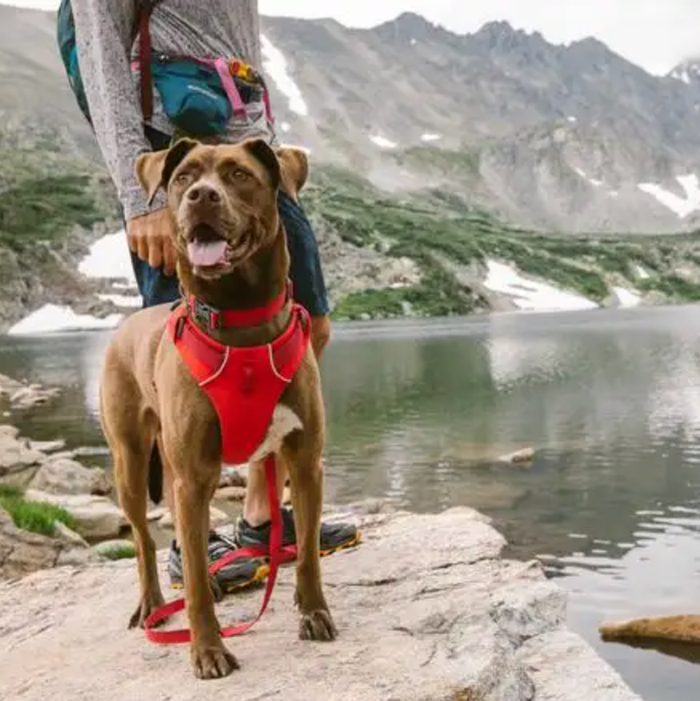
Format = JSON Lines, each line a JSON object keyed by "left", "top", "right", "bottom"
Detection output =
{"left": 282, "top": 445, "right": 337, "bottom": 642}
{"left": 173, "top": 476, "right": 238, "bottom": 679}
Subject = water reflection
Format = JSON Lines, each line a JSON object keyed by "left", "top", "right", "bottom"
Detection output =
{"left": 4, "top": 306, "right": 700, "bottom": 699}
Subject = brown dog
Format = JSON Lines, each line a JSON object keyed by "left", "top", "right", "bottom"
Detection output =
{"left": 98, "top": 137, "right": 336, "bottom": 679}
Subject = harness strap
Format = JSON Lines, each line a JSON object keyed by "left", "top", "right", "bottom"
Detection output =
{"left": 138, "top": 1, "right": 160, "bottom": 122}
{"left": 144, "top": 455, "right": 295, "bottom": 644}
{"left": 207, "top": 57, "right": 248, "bottom": 121}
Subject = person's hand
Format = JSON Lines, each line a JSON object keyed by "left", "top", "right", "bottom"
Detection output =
{"left": 127, "top": 208, "right": 177, "bottom": 275}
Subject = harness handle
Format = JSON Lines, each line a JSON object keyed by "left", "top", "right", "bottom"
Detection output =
{"left": 144, "top": 455, "right": 294, "bottom": 644}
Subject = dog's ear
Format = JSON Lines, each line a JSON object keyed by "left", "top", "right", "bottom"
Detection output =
{"left": 242, "top": 138, "right": 281, "bottom": 191}
{"left": 135, "top": 138, "right": 199, "bottom": 205}
{"left": 276, "top": 146, "right": 309, "bottom": 202}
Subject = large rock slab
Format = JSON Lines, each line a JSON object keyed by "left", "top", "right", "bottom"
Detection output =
{"left": 0, "top": 507, "right": 96, "bottom": 579}
{"left": 0, "top": 508, "right": 641, "bottom": 701}
{"left": 28, "top": 457, "right": 111, "bottom": 496}
{"left": 24, "top": 490, "right": 126, "bottom": 540}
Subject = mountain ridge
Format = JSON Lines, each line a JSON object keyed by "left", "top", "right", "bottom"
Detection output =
{"left": 2, "top": 6, "right": 700, "bottom": 234}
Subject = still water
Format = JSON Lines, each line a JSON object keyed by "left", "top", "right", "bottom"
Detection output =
{"left": 3, "top": 305, "right": 700, "bottom": 700}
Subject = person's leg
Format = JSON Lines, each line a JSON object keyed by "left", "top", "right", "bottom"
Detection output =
{"left": 235, "top": 190, "right": 360, "bottom": 554}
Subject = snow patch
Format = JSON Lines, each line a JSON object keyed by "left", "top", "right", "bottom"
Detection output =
{"left": 8, "top": 304, "right": 123, "bottom": 336}
{"left": 78, "top": 230, "right": 136, "bottom": 283}
{"left": 410, "top": 38, "right": 418, "bottom": 46}
{"left": 370, "top": 135, "right": 398, "bottom": 149}
{"left": 612, "top": 287, "right": 641, "bottom": 308}
{"left": 567, "top": 116, "right": 577, "bottom": 123}
{"left": 484, "top": 260, "right": 598, "bottom": 312}
{"left": 421, "top": 133, "right": 442, "bottom": 142}
{"left": 280, "top": 121, "right": 291, "bottom": 133}
{"left": 260, "top": 34, "right": 308, "bottom": 117}
{"left": 638, "top": 174, "right": 700, "bottom": 218}
{"left": 634, "top": 265, "right": 650, "bottom": 280}
{"left": 671, "top": 67, "right": 692, "bottom": 85}
{"left": 575, "top": 167, "right": 603, "bottom": 187}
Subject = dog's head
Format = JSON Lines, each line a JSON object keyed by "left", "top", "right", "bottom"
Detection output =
{"left": 135, "top": 138, "right": 308, "bottom": 280}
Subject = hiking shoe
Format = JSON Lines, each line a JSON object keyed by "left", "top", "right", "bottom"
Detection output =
{"left": 235, "top": 507, "right": 361, "bottom": 557}
{"left": 169, "top": 531, "right": 269, "bottom": 596}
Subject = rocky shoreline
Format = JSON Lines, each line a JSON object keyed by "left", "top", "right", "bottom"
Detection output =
{"left": 0, "top": 420, "right": 260, "bottom": 576}
{"left": 0, "top": 505, "right": 642, "bottom": 700}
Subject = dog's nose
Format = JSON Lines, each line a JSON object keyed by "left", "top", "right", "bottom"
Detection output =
{"left": 186, "top": 184, "right": 221, "bottom": 205}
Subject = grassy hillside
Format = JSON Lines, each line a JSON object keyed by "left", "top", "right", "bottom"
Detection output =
{"left": 0, "top": 125, "right": 119, "bottom": 330}
{"left": 3, "top": 127, "right": 700, "bottom": 329}
{"left": 303, "top": 165, "right": 700, "bottom": 320}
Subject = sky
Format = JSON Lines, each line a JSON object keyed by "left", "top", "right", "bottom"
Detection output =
{"left": 3, "top": 0, "right": 698, "bottom": 76}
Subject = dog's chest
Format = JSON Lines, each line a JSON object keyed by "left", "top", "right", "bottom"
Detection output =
{"left": 167, "top": 304, "right": 310, "bottom": 463}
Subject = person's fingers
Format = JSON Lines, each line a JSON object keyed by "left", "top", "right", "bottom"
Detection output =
{"left": 148, "top": 234, "right": 164, "bottom": 270}
{"left": 136, "top": 230, "right": 150, "bottom": 263}
{"left": 163, "top": 238, "right": 177, "bottom": 276}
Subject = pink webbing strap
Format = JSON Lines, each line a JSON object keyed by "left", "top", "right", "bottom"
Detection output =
{"left": 144, "top": 455, "right": 295, "bottom": 644}
{"left": 210, "top": 57, "right": 247, "bottom": 121}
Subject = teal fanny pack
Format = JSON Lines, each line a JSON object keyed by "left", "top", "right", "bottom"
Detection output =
{"left": 147, "top": 55, "right": 268, "bottom": 137}
{"left": 150, "top": 58, "right": 233, "bottom": 136}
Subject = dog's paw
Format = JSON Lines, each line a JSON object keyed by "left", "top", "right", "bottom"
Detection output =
{"left": 299, "top": 609, "right": 337, "bottom": 642}
{"left": 191, "top": 643, "right": 239, "bottom": 680}
{"left": 128, "top": 591, "right": 166, "bottom": 629}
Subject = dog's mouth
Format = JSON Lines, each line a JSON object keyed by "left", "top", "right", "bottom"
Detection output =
{"left": 185, "top": 223, "right": 250, "bottom": 275}
{"left": 186, "top": 224, "right": 227, "bottom": 268}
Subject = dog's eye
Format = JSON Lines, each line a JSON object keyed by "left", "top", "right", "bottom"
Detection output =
{"left": 175, "top": 172, "right": 192, "bottom": 185}
{"left": 229, "top": 168, "right": 251, "bottom": 181}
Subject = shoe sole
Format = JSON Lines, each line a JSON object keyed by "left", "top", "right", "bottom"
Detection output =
{"left": 170, "top": 562, "right": 270, "bottom": 593}
{"left": 170, "top": 532, "right": 362, "bottom": 592}
{"left": 319, "top": 531, "right": 362, "bottom": 558}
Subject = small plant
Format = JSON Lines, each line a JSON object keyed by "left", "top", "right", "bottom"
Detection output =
{"left": 0, "top": 485, "right": 75, "bottom": 537}
{"left": 100, "top": 544, "right": 136, "bottom": 561}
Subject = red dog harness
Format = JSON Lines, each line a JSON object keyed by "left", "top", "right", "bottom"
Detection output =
{"left": 143, "top": 293, "right": 310, "bottom": 645}
{"left": 166, "top": 299, "right": 310, "bottom": 465}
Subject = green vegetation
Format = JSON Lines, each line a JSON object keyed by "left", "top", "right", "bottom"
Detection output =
{"left": 0, "top": 485, "right": 75, "bottom": 537}
{"left": 305, "top": 165, "right": 700, "bottom": 320}
{"left": 392, "top": 145, "right": 481, "bottom": 178}
{"left": 0, "top": 174, "right": 106, "bottom": 248}
{"left": 0, "top": 127, "right": 117, "bottom": 250}
{"left": 99, "top": 544, "right": 136, "bottom": 561}
{"left": 638, "top": 275, "right": 700, "bottom": 301}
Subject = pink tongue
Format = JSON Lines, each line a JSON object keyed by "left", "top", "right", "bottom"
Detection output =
{"left": 187, "top": 240, "right": 227, "bottom": 267}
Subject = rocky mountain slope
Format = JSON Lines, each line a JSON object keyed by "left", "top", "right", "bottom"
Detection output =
{"left": 3, "top": 5, "right": 700, "bottom": 330}
{"left": 261, "top": 12, "right": 700, "bottom": 233}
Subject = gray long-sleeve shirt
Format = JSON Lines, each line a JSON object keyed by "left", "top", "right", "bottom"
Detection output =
{"left": 72, "top": 0, "right": 275, "bottom": 221}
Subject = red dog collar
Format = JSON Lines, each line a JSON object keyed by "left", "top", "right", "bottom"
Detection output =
{"left": 187, "top": 280, "right": 292, "bottom": 331}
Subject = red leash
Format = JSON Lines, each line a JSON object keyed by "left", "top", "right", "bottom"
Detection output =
{"left": 144, "top": 455, "right": 295, "bottom": 644}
